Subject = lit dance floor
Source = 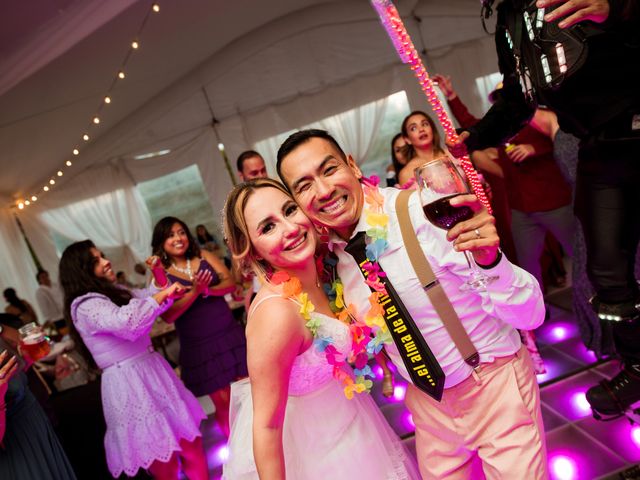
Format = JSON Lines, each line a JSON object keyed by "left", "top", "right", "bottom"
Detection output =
{"left": 193, "top": 290, "right": 638, "bottom": 480}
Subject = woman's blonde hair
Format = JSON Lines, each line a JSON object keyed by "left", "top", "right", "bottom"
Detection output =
{"left": 222, "top": 178, "right": 293, "bottom": 282}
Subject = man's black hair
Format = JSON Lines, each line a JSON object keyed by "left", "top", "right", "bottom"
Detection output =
{"left": 276, "top": 129, "right": 346, "bottom": 183}
{"left": 236, "top": 150, "right": 263, "bottom": 173}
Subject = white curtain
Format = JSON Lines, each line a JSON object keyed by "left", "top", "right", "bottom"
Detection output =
{"left": 21, "top": 161, "right": 153, "bottom": 279}
{"left": 0, "top": 206, "right": 39, "bottom": 315}
{"left": 254, "top": 94, "right": 389, "bottom": 173}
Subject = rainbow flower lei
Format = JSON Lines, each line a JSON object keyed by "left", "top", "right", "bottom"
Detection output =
{"left": 273, "top": 175, "right": 394, "bottom": 399}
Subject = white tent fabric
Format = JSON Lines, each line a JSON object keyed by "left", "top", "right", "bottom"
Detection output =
{"left": 0, "top": 205, "right": 39, "bottom": 316}
{"left": 255, "top": 93, "right": 390, "bottom": 173}
{"left": 44, "top": 164, "right": 151, "bottom": 272}
{"left": 1, "top": 0, "right": 501, "bottom": 305}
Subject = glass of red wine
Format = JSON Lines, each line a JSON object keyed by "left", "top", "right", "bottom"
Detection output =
{"left": 415, "top": 157, "right": 495, "bottom": 291}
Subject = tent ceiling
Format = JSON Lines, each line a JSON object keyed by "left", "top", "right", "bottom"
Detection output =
{"left": 0, "top": 0, "right": 490, "bottom": 204}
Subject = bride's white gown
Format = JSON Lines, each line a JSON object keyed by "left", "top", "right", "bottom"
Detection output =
{"left": 223, "top": 299, "right": 420, "bottom": 479}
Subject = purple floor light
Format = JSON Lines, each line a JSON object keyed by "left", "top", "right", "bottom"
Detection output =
{"left": 570, "top": 391, "right": 592, "bottom": 417}
{"left": 537, "top": 321, "right": 579, "bottom": 345}
{"left": 207, "top": 442, "right": 229, "bottom": 469}
{"left": 632, "top": 426, "right": 640, "bottom": 449}
{"left": 550, "top": 454, "right": 578, "bottom": 480}
{"left": 402, "top": 411, "right": 415, "bottom": 430}
{"left": 393, "top": 384, "right": 407, "bottom": 402}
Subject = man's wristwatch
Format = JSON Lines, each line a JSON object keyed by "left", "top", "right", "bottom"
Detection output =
{"left": 477, "top": 249, "right": 503, "bottom": 270}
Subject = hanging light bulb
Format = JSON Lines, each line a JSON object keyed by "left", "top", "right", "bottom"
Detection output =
{"left": 131, "top": 41, "right": 139, "bottom": 49}
{"left": 217, "top": 143, "right": 225, "bottom": 151}
{"left": 152, "top": 3, "right": 160, "bottom": 12}
{"left": 57, "top": 171, "right": 63, "bottom": 177}
{"left": 43, "top": 186, "right": 50, "bottom": 192}
{"left": 93, "top": 116, "right": 100, "bottom": 124}
{"left": 31, "top": 196, "right": 37, "bottom": 202}
{"left": 18, "top": 202, "right": 24, "bottom": 210}
{"left": 73, "top": 148, "right": 79, "bottom": 155}
{"left": 24, "top": 200, "right": 30, "bottom": 206}
{"left": 83, "top": 134, "right": 90, "bottom": 141}
{"left": 118, "top": 71, "right": 125, "bottom": 79}
{"left": 66, "top": 160, "right": 73, "bottom": 167}
{"left": 49, "top": 179, "right": 55, "bottom": 185}
{"left": 104, "top": 96, "right": 111, "bottom": 104}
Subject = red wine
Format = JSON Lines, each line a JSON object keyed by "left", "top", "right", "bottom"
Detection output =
{"left": 423, "top": 194, "right": 473, "bottom": 230}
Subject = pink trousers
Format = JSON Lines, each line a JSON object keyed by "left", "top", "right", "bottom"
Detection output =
{"left": 405, "top": 345, "right": 548, "bottom": 479}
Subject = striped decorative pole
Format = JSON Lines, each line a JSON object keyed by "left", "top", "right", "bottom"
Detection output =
{"left": 371, "top": 0, "right": 491, "bottom": 212}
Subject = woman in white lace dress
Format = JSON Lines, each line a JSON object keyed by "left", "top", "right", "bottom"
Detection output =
{"left": 222, "top": 178, "right": 419, "bottom": 480}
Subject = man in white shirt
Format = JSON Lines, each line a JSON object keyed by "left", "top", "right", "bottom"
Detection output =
{"left": 35, "top": 270, "right": 65, "bottom": 328}
{"left": 277, "top": 129, "right": 547, "bottom": 479}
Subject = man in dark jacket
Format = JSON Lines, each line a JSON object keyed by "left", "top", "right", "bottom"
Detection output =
{"left": 452, "top": 0, "right": 640, "bottom": 418}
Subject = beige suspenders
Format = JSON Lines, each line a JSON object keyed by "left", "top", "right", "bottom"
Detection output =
{"left": 395, "top": 189, "right": 480, "bottom": 368}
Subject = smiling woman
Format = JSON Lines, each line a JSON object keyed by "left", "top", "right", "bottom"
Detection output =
{"left": 221, "top": 178, "right": 419, "bottom": 479}
{"left": 150, "top": 217, "right": 247, "bottom": 439}
{"left": 59, "top": 240, "right": 209, "bottom": 479}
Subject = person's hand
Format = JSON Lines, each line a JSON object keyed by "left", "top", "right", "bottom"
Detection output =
{"left": 192, "top": 270, "right": 213, "bottom": 297}
{"left": 446, "top": 131, "right": 470, "bottom": 159}
{"left": 432, "top": 74, "right": 457, "bottom": 100}
{"left": 166, "top": 282, "right": 189, "bottom": 300}
{"left": 145, "top": 255, "right": 163, "bottom": 271}
{"left": 153, "top": 283, "right": 189, "bottom": 304}
{"left": 0, "top": 350, "right": 19, "bottom": 399}
{"left": 537, "top": 0, "right": 610, "bottom": 28}
{"left": 446, "top": 194, "right": 500, "bottom": 266}
{"left": 506, "top": 144, "right": 535, "bottom": 163}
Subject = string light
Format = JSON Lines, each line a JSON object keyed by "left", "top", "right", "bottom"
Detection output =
{"left": 217, "top": 143, "right": 225, "bottom": 151}
{"left": 12, "top": 2, "right": 159, "bottom": 211}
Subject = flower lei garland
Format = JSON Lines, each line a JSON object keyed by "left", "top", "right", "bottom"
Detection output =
{"left": 272, "top": 175, "right": 394, "bottom": 399}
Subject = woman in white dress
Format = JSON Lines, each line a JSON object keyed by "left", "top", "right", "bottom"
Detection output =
{"left": 222, "top": 178, "right": 419, "bottom": 480}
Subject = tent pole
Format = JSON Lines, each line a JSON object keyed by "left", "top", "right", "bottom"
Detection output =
{"left": 13, "top": 212, "right": 43, "bottom": 271}
{"left": 201, "top": 87, "right": 237, "bottom": 186}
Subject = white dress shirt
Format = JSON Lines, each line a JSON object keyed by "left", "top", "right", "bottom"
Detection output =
{"left": 35, "top": 284, "right": 64, "bottom": 324}
{"left": 330, "top": 186, "right": 545, "bottom": 388}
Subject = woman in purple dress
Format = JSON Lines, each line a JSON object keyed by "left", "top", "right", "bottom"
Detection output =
{"left": 59, "top": 240, "right": 209, "bottom": 479}
{"left": 151, "top": 217, "right": 248, "bottom": 438}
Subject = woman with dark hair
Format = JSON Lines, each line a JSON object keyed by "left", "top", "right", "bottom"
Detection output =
{"left": 3, "top": 288, "right": 37, "bottom": 325}
{"left": 59, "top": 240, "right": 209, "bottom": 479}
{"left": 397, "top": 111, "right": 447, "bottom": 187}
{"left": 385, "top": 133, "right": 409, "bottom": 187}
{"left": 151, "top": 217, "right": 247, "bottom": 438}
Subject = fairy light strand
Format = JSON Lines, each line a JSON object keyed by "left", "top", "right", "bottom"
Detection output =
{"left": 12, "top": 2, "right": 160, "bottom": 210}
{"left": 370, "top": 0, "right": 491, "bottom": 212}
